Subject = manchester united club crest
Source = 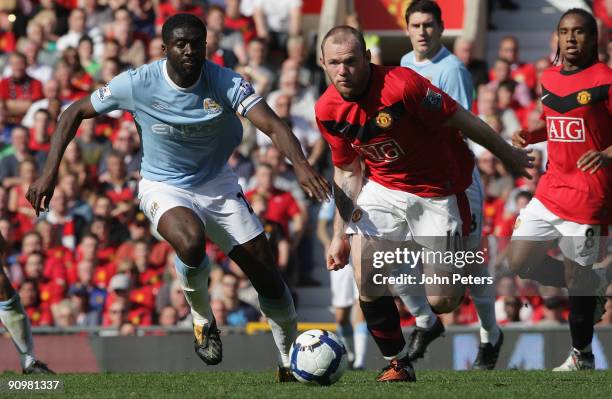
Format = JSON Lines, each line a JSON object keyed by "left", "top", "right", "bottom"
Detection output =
{"left": 375, "top": 111, "right": 393, "bottom": 129}
{"left": 576, "top": 91, "right": 591, "bottom": 105}
{"left": 351, "top": 208, "right": 363, "bottom": 223}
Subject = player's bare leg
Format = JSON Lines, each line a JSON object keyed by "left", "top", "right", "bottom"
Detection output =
{"left": 228, "top": 233, "right": 297, "bottom": 381}
{"left": 509, "top": 240, "right": 567, "bottom": 287}
{"left": 0, "top": 235, "right": 53, "bottom": 374}
{"left": 510, "top": 239, "right": 606, "bottom": 371}
{"left": 352, "top": 235, "right": 415, "bottom": 382}
{"left": 156, "top": 207, "right": 220, "bottom": 365}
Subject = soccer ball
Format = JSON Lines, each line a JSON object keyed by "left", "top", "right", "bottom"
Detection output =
{"left": 289, "top": 329, "right": 348, "bottom": 385}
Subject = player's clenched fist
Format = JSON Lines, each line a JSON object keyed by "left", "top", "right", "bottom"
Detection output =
{"left": 511, "top": 129, "right": 529, "bottom": 148}
{"left": 26, "top": 174, "right": 57, "bottom": 217}
{"left": 327, "top": 235, "right": 351, "bottom": 271}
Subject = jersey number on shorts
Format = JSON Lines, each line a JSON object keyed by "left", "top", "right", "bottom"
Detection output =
{"left": 584, "top": 228, "right": 595, "bottom": 250}
{"left": 446, "top": 230, "right": 462, "bottom": 252}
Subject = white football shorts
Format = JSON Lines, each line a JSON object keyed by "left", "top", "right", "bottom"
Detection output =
{"left": 512, "top": 198, "right": 605, "bottom": 266}
{"left": 138, "top": 166, "right": 263, "bottom": 253}
{"left": 330, "top": 262, "right": 359, "bottom": 308}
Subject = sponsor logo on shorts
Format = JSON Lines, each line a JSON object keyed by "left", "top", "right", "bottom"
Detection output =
{"left": 546, "top": 117, "right": 585, "bottom": 142}
{"left": 576, "top": 90, "right": 591, "bottom": 105}
{"left": 421, "top": 88, "right": 442, "bottom": 111}
{"left": 375, "top": 111, "right": 393, "bottom": 129}
{"left": 150, "top": 201, "right": 159, "bottom": 220}
{"left": 203, "top": 98, "right": 223, "bottom": 114}
{"left": 96, "top": 84, "right": 112, "bottom": 102}
{"left": 351, "top": 209, "right": 363, "bottom": 223}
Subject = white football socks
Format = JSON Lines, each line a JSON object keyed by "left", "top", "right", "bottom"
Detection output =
{"left": 353, "top": 321, "right": 369, "bottom": 368}
{"left": 259, "top": 285, "right": 297, "bottom": 368}
{"left": 468, "top": 266, "right": 500, "bottom": 345}
{"left": 0, "top": 294, "right": 36, "bottom": 369}
{"left": 174, "top": 255, "right": 213, "bottom": 326}
{"left": 336, "top": 323, "right": 355, "bottom": 363}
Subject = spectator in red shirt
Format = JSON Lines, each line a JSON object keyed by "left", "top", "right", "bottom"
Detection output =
{"left": 155, "top": 0, "right": 206, "bottom": 35}
{"left": 22, "top": 252, "right": 64, "bottom": 309}
{"left": 0, "top": 52, "right": 43, "bottom": 124}
{"left": 61, "top": 47, "right": 95, "bottom": 95}
{"left": 494, "top": 36, "right": 537, "bottom": 91}
{"left": 206, "top": 29, "right": 239, "bottom": 70}
{"left": 98, "top": 150, "right": 137, "bottom": 207}
{"left": 207, "top": 5, "right": 247, "bottom": 64}
{"left": 28, "top": 109, "right": 53, "bottom": 152}
{"left": 53, "top": 60, "right": 88, "bottom": 102}
{"left": 8, "top": 159, "right": 38, "bottom": 236}
{"left": 41, "top": 187, "right": 87, "bottom": 250}
{"left": 246, "top": 163, "right": 303, "bottom": 241}
{"left": 224, "top": 0, "right": 257, "bottom": 44}
{"left": 18, "top": 279, "right": 53, "bottom": 327}
{"left": 103, "top": 296, "right": 129, "bottom": 328}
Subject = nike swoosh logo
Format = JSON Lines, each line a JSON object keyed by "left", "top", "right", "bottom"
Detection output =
{"left": 541, "top": 94, "right": 550, "bottom": 101}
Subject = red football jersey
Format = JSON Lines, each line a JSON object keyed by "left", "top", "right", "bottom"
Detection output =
{"left": 316, "top": 65, "right": 463, "bottom": 197}
{"left": 536, "top": 63, "right": 612, "bottom": 224}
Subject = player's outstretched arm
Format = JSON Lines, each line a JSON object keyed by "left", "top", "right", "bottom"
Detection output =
{"left": 26, "top": 97, "right": 100, "bottom": 216}
{"left": 445, "top": 106, "right": 535, "bottom": 179}
{"left": 327, "top": 158, "right": 362, "bottom": 271}
{"left": 245, "top": 101, "right": 331, "bottom": 201}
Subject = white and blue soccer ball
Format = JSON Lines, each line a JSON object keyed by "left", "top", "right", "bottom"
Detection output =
{"left": 289, "top": 329, "right": 348, "bottom": 385}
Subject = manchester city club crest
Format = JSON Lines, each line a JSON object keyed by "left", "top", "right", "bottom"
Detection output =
{"left": 203, "top": 98, "right": 223, "bottom": 114}
{"left": 375, "top": 111, "right": 393, "bottom": 129}
{"left": 576, "top": 90, "right": 591, "bottom": 105}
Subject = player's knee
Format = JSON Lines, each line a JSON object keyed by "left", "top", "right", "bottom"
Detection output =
{"left": 428, "top": 295, "right": 462, "bottom": 314}
{"left": 507, "top": 250, "right": 528, "bottom": 276}
{"left": 173, "top": 230, "right": 206, "bottom": 267}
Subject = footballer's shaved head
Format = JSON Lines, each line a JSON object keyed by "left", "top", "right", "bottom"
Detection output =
{"left": 320, "top": 25, "right": 367, "bottom": 58}
{"left": 319, "top": 25, "right": 371, "bottom": 100}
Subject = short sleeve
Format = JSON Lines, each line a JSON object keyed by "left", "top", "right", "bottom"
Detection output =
{"left": 216, "top": 67, "right": 263, "bottom": 116}
{"left": 440, "top": 66, "right": 474, "bottom": 110}
{"left": 316, "top": 117, "right": 358, "bottom": 167}
{"left": 90, "top": 71, "right": 134, "bottom": 114}
{"left": 403, "top": 74, "right": 459, "bottom": 130}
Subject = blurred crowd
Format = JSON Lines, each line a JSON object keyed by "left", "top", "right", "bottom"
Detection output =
{"left": 0, "top": 0, "right": 610, "bottom": 335}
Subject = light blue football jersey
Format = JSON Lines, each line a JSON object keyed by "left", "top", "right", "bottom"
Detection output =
{"left": 400, "top": 46, "right": 474, "bottom": 110}
{"left": 90, "top": 59, "right": 262, "bottom": 189}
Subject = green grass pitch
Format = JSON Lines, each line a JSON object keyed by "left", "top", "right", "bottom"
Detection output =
{"left": 1, "top": 370, "right": 611, "bottom": 398}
